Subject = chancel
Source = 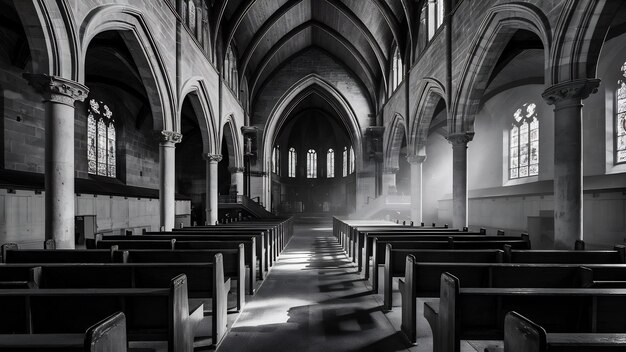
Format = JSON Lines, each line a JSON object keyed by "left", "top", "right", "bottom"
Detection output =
{"left": 1, "top": 0, "right": 626, "bottom": 351}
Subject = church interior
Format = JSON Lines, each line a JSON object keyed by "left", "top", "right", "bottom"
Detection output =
{"left": 1, "top": 0, "right": 626, "bottom": 351}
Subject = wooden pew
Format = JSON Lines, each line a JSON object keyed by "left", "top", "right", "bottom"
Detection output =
{"left": 400, "top": 259, "right": 596, "bottom": 343}
{"left": 504, "top": 311, "right": 626, "bottom": 352}
{"left": 382, "top": 248, "right": 504, "bottom": 309}
{"left": 95, "top": 239, "right": 176, "bottom": 250}
{"left": 94, "top": 233, "right": 263, "bottom": 279}
{"left": 369, "top": 235, "right": 529, "bottom": 288}
{"left": 0, "top": 274, "right": 195, "bottom": 352}
{"left": 119, "top": 247, "right": 247, "bottom": 309}
{"left": 504, "top": 245, "right": 626, "bottom": 264}
{"left": 166, "top": 228, "right": 276, "bottom": 268}
{"left": 30, "top": 260, "right": 227, "bottom": 348}
{"left": 357, "top": 231, "right": 487, "bottom": 275}
{"left": 423, "top": 272, "right": 626, "bottom": 352}
{"left": 0, "top": 312, "right": 127, "bottom": 352}
{"left": 174, "top": 241, "right": 257, "bottom": 294}
{"left": 2, "top": 247, "right": 122, "bottom": 264}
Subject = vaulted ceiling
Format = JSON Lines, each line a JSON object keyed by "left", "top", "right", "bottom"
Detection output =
{"left": 213, "top": 0, "right": 411, "bottom": 105}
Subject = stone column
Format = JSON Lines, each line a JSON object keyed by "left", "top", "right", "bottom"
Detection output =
{"left": 230, "top": 167, "right": 245, "bottom": 195}
{"left": 382, "top": 167, "right": 398, "bottom": 195}
{"left": 205, "top": 154, "right": 222, "bottom": 225}
{"left": 407, "top": 154, "right": 427, "bottom": 224}
{"left": 158, "top": 131, "right": 182, "bottom": 231}
{"left": 447, "top": 132, "right": 474, "bottom": 229}
{"left": 542, "top": 79, "right": 600, "bottom": 249}
{"left": 24, "top": 74, "right": 88, "bottom": 249}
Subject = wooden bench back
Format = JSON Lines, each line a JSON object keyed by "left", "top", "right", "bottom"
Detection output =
{"left": 0, "top": 275, "right": 191, "bottom": 352}
{"left": 95, "top": 239, "right": 175, "bottom": 250}
{"left": 505, "top": 245, "right": 626, "bottom": 264}
{"left": 439, "top": 273, "right": 626, "bottom": 352}
{"left": 2, "top": 248, "right": 117, "bottom": 264}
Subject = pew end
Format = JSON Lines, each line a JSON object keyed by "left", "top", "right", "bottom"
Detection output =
{"left": 1, "top": 243, "right": 18, "bottom": 263}
{"left": 44, "top": 239, "right": 56, "bottom": 250}
{"left": 85, "top": 312, "right": 128, "bottom": 352}
{"left": 400, "top": 254, "right": 417, "bottom": 343}
{"left": 504, "top": 311, "right": 546, "bottom": 352}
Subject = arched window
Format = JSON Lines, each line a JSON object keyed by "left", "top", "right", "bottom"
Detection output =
{"left": 509, "top": 103, "right": 539, "bottom": 179}
{"left": 272, "top": 146, "right": 280, "bottom": 175}
{"left": 349, "top": 147, "right": 355, "bottom": 174}
{"left": 327, "top": 149, "right": 335, "bottom": 178}
{"left": 188, "top": 0, "right": 197, "bottom": 34}
{"left": 87, "top": 99, "right": 116, "bottom": 178}
{"left": 342, "top": 147, "right": 348, "bottom": 177}
{"left": 428, "top": 0, "right": 445, "bottom": 40}
{"left": 226, "top": 45, "right": 239, "bottom": 97}
{"left": 391, "top": 46, "right": 403, "bottom": 93}
{"left": 616, "top": 61, "right": 626, "bottom": 163}
{"left": 288, "top": 147, "right": 297, "bottom": 178}
{"left": 307, "top": 149, "right": 317, "bottom": 179}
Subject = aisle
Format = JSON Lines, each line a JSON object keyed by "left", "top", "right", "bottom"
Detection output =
{"left": 218, "top": 222, "right": 412, "bottom": 352}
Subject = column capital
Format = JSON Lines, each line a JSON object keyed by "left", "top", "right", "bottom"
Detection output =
{"left": 23, "top": 73, "right": 89, "bottom": 106}
{"left": 447, "top": 132, "right": 475, "bottom": 147}
{"left": 157, "top": 130, "right": 182, "bottom": 145}
{"left": 406, "top": 154, "right": 427, "bottom": 165}
{"left": 542, "top": 78, "right": 601, "bottom": 105}
{"left": 204, "top": 154, "right": 223, "bottom": 163}
{"left": 383, "top": 167, "right": 399, "bottom": 174}
{"left": 229, "top": 166, "right": 245, "bottom": 173}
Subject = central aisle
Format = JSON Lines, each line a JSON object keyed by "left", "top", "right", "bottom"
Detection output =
{"left": 218, "top": 222, "right": 412, "bottom": 352}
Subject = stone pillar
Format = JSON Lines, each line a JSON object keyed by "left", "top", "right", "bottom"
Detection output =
{"left": 382, "top": 167, "right": 398, "bottom": 195}
{"left": 205, "top": 154, "right": 222, "bottom": 225}
{"left": 407, "top": 155, "right": 427, "bottom": 223}
{"left": 158, "top": 131, "right": 182, "bottom": 231}
{"left": 230, "top": 167, "right": 244, "bottom": 195}
{"left": 447, "top": 132, "right": 474, "bottom": 229}
{"left": 542, "top": 79, "right": 600, "bottom": 249}
{"left": 24, "top": 74, "right": 88, "bottom": 249}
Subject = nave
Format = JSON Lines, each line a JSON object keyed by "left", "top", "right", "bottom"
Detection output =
{"left": 219, "top": 220, "right": 411, "bottom": 352}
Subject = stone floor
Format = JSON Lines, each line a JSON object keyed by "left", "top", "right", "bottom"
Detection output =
{"left": 218, "top": 220, "right": 495, "bottom": 352}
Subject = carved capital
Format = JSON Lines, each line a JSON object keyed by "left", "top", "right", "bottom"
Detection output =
{"left": 23, "top": 73, "right": 89, "bottom": 106}
{"left": 406, "top": 154, "right": 427, "bottom": 165}
{"left": 158, "top": 130, "right": 182, "bottom": 144}
{"left": 447, "top": 132, "right": 474, "bottom": 147}
{"left": 542, "top": 78, "right": 601, "bottom": 105}
{"left": 204, "top": 154, "right": 223, "bottom": 163}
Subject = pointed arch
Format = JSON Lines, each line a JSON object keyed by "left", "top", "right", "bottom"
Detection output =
{"left": 451, "top": 2, "right": 551, "bottom": 134}
{"left": 410, "top": 78, "right": 446, "bottom": 156}
{"left": 221, "top": 114, "right": 244, "bottom": 169}
{"left": 550, "top": 0, "right": 623, "bottom": 83}
{"left": 179, "top": 78, "right": 218, "bottom": 154}
{"left": 78, "top": 5, "right": 176, "bottom": 132}
{"left": 383, "top": 113, "right": 407, "bottom": 169}
{"left": 262, "top": 74, "right": 364, "bottom": 175}
{"left": 14, "top": 0, "right": 77, "bottom": 78}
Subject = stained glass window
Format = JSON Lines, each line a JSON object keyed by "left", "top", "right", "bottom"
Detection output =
{"left": 349, "top": 147, "right": 355, "bottom": 174}
{"left": 87, "top": 99, "right": 116, "bottom": 178}
{"left": 188, "top": 0, "right": 196, "bottom": 34}
{"left": 616, "top": 62, "right": 626, "bottom": 163}
{"left": 343, "top": 147, "right": 348, "bottom": 177}
{"left": 510, "top": 103, "right": 538, "bottom": 179}
{"left": 327, "top": 149, "right": 335, "bottom": 178}
{"left": 288, "top": 147, "right": 297, "bottom": 178}
{"left": 272, "top": 147, "right": 280, "bottom": 175}
{"left": 307, "top": 149, "right": 317, "bottom": 179}
{"left": 391, "top": 46, "right": 403, "bottom": 92}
